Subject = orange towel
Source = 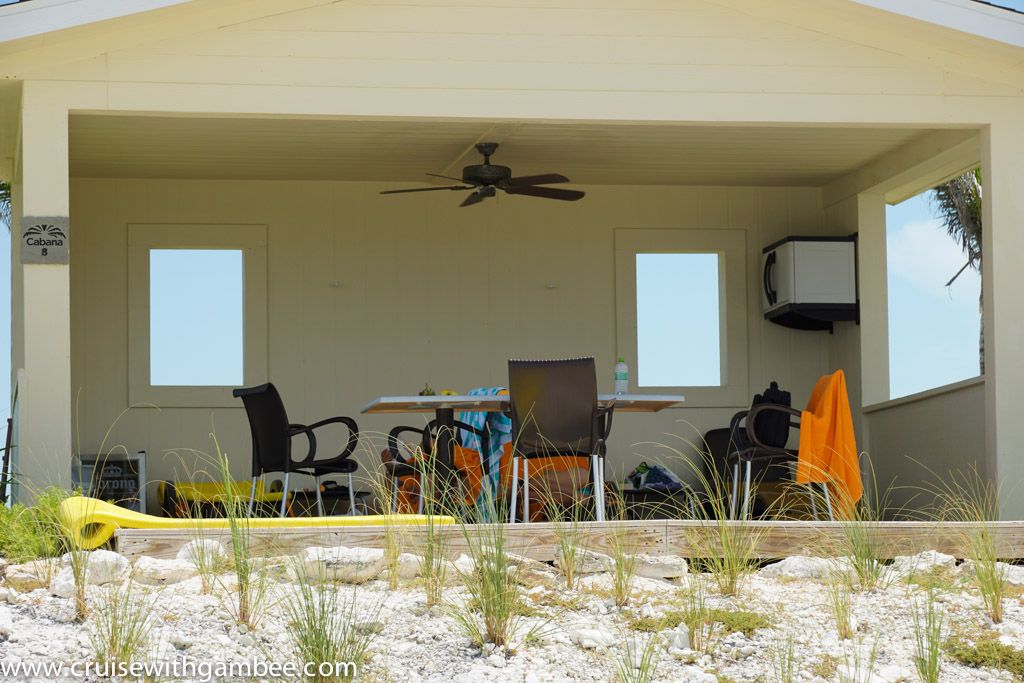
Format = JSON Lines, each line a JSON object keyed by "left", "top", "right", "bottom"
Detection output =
{"left": 794, "top": 370, "right": 861, "bottom": 515}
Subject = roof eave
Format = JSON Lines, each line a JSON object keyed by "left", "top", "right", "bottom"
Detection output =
{"left": 850, "top": 0, "right": 1024, "bottom": 48}
{"left": 0, "top": 0, "right": 193, "bottom": 44}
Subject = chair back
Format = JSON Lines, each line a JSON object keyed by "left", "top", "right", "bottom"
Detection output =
{"left": 507, "top": 357, "right": 598, "bottom": 457}
{"left": 702, "top": 427, "right": 734, "bottom": 483}
{"left": 749, "top": 381, "right": 792, "bottom": 449}
{"left": 232, "top": 383, "right": 291, "bottom": 475}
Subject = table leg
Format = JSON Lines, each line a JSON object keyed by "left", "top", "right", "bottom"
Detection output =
{"left": 433, "top": 407, "right": 459, "bottom": 513}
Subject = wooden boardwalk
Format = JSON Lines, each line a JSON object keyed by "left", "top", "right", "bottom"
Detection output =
{"left": 115, "top": 519, "right": 1024, "bottom": 561}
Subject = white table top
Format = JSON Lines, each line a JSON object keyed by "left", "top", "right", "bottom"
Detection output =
{"left": 361, "top": 393, "right": 684, "bottom": 414}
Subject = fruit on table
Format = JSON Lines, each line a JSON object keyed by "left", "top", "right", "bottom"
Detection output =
{"left": 440, "top": 389, "right": 458, "bottom": 396}
{"left": 419, "top": 384, "right": 436, "bottom": 396}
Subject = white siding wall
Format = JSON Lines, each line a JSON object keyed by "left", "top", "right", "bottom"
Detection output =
{"left": 863, "top": 379, "right": 987, "bottom": 511}
{"left": 70, "top": 178, "right": 837, "bottom": 511}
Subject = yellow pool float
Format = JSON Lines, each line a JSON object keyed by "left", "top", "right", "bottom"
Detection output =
{"left": 59, "top": 496, "right": 455, "bottom": 550}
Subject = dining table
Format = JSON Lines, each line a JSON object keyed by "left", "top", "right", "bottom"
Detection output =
{"left": 361, "top": 393, "right": 685, "bottom": 514}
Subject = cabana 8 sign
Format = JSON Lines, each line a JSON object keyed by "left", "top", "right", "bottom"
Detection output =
{"left": 21, "top": 216, "right": 69, "bottom": 264}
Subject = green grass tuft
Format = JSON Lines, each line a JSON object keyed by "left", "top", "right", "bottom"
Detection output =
{"left": 946, "top": 632, "right": 1024, "bottom": 679}
{"left": 629, "top": 606, "right": 771, "bottom": 637}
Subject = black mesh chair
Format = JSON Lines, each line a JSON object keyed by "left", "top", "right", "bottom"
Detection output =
{"left": 385, "top": 420, "right": 490, "bottom": 514}
{"left": 726, "top": 381, "right": 832, "bottom": 520}
{"left": 233, "top": 383, "right": 360, "bottom": 517}
{"left": 506, "top": 357, "right": 614, "bottom": 522}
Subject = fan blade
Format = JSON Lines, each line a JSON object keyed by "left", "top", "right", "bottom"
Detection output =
{"left": 503, "top": 173, "right": 570, "bottom": 187}
{"left": 460, "top": 191, "right": 487, "bottom": 207}
{"left": 503, "top": 185, "right": 585, "bottom": 201}
{"left": 380, "top": 185, "right": 472, "bottom": 195}
{"left": 426, "top": 172, "right": 472, "bottom": 184}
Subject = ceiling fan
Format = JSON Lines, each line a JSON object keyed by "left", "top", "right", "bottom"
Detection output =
{"left": 379, "top": 142, "right": 585, "bottom": 207}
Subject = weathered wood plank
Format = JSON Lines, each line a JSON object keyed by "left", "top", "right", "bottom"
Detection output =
{"left": 664, "top": 520, "right": 1024, "bottom": 559}
{"left": 115, "top": 520, "right": 667, "bottom": 561}
{"left": 116, "top": 520, "right": 1024, "bottom": 561}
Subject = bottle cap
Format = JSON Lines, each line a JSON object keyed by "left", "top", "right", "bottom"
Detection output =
{"left": 617, "top": 356, "right": 625, "bottom": 363}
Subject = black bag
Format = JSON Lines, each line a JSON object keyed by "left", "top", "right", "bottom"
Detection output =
{"left": 750, "top": 381, "right": 791, "bottom": 449}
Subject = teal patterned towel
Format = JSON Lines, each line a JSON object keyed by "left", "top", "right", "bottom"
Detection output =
{"left": 459, "top": 386, "right": 512, "bottom": 517}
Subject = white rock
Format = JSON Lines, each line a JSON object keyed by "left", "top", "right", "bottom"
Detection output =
{"left": 680, "top": 667, "right": 717, "bottom": 683}
{"left": 891, "top": 551, "right": 957, "bottom": 577}
{"left": 875, "top": 664, "right": 913, "bottom": 682}
{"left": 4, "top": 559, "right": 58, "bottom": 592}
{"left": 48, "top": 568, "right": 77, "bottom": 598}
{"left": 451, "top": 553, "right": 475, "bottom": 576}
{"left": 133, "top": 556, "right": 198, "bottom": 585}
{"left": 168, "top": 632, "right": 191, "bottom": 650}
{"left": 633, "top": 553, "right": 688, "bottom": 579}
{"left": 0, "top": 606, "right": 12, "bottom": 640}
{"left": 81, "top": 550, "right": 129, "bottom": 585}
{"left": 454, "top": 667, "right": 493, "bottom": 683}
{"left": 997, "top": 562, "right": 1024, "bottom": 586}
{"left": 569, "top": 628, "right": 615, "bottom": 649}
{"left": 49, "top": 550, "right": 128, "bottom": 596}
{"left": 396, "top": 553, "right": 422, "bottom": 580}
{"left": 175, "top": 539, "right": 227, "bottom": 567}
{"left": 557, "top": 547, "right": 613, "bottom": 575}
{"left": 759, "top": 556, "right": 834, "bottom": 580}
{"left": 485, "top": 653, "right": 506, "bottom": 668}
{"left": 298, "top": 546, "right": 384, "bottom": 583}
{"left": 667, "top": 624, "right": 690, "bottom": 650}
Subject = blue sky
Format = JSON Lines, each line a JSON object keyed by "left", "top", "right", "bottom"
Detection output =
{"left": 886, "top": 192, "right": 982, "bottom": 399}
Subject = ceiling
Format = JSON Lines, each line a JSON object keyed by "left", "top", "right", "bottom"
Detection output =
{"left": 69, "top": 114, "right": 934, "bottom": 187}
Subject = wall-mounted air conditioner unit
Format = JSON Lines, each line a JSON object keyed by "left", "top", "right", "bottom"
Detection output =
{"left": 762, "top": 235, "right": 858, "bottom": 332}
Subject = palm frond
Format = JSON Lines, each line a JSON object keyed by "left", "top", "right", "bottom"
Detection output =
{"left": 932, "top": 169, "right": 982, "bottom": 285}
{"left": 931, "top": 167, "right": 984, "bottom": 374}
{"left": 0, "top": 181, "right": 11, "bottom": 231}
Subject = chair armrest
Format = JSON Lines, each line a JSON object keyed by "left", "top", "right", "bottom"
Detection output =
{"left": 387, "top": 425, "right": 428, "bottom": 466}
{"left": 744, "top": 404, "right": 801, "bottom": 452}
{"left": 728, "top": 410, "right": 748, "bottom": 453}
{"left": 290, "top": 416, "right": 359, "bottom": 464}
{"left": 288, "top": 423, "right": 317, "bottom": 466}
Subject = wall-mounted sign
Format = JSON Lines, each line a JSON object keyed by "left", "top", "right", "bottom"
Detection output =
{"left": 21, "top": 215, "right": 69, "bottom": 264}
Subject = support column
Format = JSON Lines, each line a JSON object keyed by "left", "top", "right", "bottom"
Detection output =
{"left": 857, "top": 193, "right": 889, "bottom": 407}
{"left": 981, "top": 120, "right": 1024, "bottom": 520}
{"left": 12, "top": 103, "right": 72, "bottom": 499}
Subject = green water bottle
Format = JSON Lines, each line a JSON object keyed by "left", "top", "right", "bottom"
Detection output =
{"left": 614, "top": 356, "right": 629, "bottom": 395}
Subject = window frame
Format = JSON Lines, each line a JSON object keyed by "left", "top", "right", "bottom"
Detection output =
{"left": 615, "top": 228, "right": 748, "bottom": 408}
{"left": 128, "top": 224, "right": 268, "bottom": 408}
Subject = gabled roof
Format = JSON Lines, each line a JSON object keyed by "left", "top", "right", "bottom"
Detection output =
{"left": 971, "top": 1, "right": 1024, "bottom": 17}
{"left": 0, "top": 0, "right": 1023, "bottom": 48}
{"left": 0, "top": 0, "right": 192, "bottom": 43}
{"left": 854, "top": 0, "right": 1024, "bottom": 47}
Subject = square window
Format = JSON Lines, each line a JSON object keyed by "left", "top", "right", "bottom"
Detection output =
{"left": 615, "top": 228, "right": 746, "bottom": 406}
{"left": 149, "top": 249, "right": 244, "bottom": 386}
{"left": 635, "top": 253, "right": 722, "bottom": 387}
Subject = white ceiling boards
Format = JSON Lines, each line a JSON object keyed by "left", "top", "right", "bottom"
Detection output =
{"left": 69, "top": 115, "right": 935, "bottom": 188}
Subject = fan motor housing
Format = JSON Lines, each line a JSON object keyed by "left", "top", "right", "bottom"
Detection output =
{"left": 462, "top": 163, "right": 512, "bottom": 186}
